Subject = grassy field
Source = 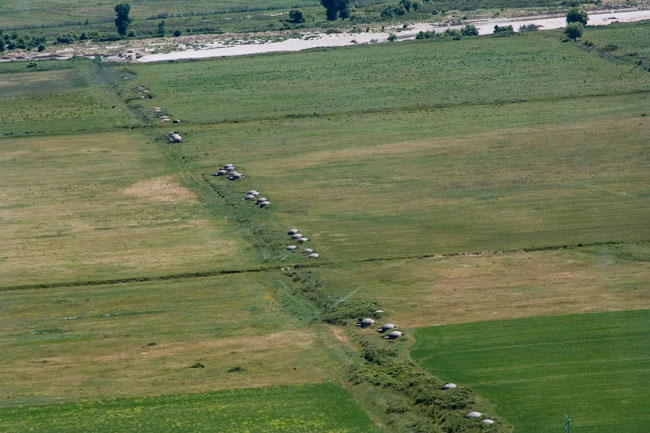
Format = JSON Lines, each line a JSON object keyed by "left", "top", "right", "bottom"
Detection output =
{"left": 1, "top": 18, "right": 649, "bottom": 433}
{"left": 412, "top": 310, "right": 650, "bottom": 433}
{"left": 0, "top": 60, "right": 139, "bottom": 138}
{"left": 143, "top": 95, "right": 650, "bottom": 263}
{"left": 0, "top": 273, "right": 343, "bottom": 405}
{"left": 0, "top": 383, "right": 380, "bottom": 433}
{"left": 113, "top": 31, "right": 650, "bottom": 266}
{"left": 0, "top": 130, "right": 259, "bottom": 287}
{"left": 321, "top": 243, "right": 650, "bottom": 327}
{"left": 120, "top": 32, "right": 650, "bottom": 124}
{"left": 583, "top": 20, "right": 650, "bottom": 68}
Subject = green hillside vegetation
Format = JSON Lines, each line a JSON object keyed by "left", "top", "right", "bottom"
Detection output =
{"left": 0, "top": 383, "right": 380, "bottom": 433}
{"left": 412, "top": 310, "right": 650, "bottom": 433}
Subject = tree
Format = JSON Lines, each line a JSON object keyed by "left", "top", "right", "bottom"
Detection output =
{"left": 288, "top": 9, "right": 305, "bottom": 23}
{"left": 337, "top": 0, "right": 349, "bottom": 19}
{"left": 0, "top": 38, "right": 5, "bottom": 52}
{"left": 114, "top": 3, "right": 131, "bottom": 36}
{"left": 564, "top": 22, "right": 583, "bottom": 40}
{"left": 320, "top": 0, "right": 349, "bottom": 20}
{"left": 321, "top": 0, "right": 337, "bottom": 20}
{"left": 566, "top": 7, "right": 588, "bottom": 25}
{"left": 157, "top": 20, "right": 165, "bottom": 37}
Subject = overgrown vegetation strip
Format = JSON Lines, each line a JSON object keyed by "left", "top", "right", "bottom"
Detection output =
{"left": 191, "top": 160, "right": 510, "bottom": 432}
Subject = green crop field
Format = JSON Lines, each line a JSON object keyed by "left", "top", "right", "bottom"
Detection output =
{"left": 0, "top": 383, "right": 380, "bottom": 433}
{"left": 1, "top": 18, "right": 649, "bottom": 433}
{"left": 412, "top": 310, "right": 650, "bottom": 433}
{"left": 121, "top": 32, "right": 650, "bottom": 124}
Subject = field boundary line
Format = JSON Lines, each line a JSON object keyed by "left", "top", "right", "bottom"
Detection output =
{"left": 353, "top": 239, "right": 650, "bottom": 265}
{"left": 3, "top": 239, "right": 647, "bottom": 292}
{"left": 0, "top": 266, "right": 271, "bottom": 292}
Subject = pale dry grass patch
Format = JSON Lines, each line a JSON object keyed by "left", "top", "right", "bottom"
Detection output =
{"left": 122, "top": 175, "right": 198, "bottom": 203}
{"left": 324, "top": 246, "right": 650, "bottom": 328}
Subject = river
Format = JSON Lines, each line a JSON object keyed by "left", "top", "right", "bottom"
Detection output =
{"left": 138, "top": 9, "right": 650, "bottom": 62}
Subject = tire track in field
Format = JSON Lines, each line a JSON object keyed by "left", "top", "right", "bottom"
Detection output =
{"left": 3, "top": 239, "right": 646, "bottom": 292}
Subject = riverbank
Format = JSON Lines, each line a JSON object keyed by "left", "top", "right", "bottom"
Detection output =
{"left": 1, "top": 8, "right": 648, "bottom": 63}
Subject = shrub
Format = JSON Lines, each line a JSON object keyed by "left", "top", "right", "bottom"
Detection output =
{"left": 56, "top": 33, "right": 76, "bottom": 44}
{"left": 415, "top": 30, "right": 435, "bottom": 39}
{"left": 288, "top": 9, "right": 305, "bottom": 23}
{"left": 37, "top": 44, "right": 45, "bottom": 52}
{"left": 460, "top": 24, "right": 478, "bottom": 36}
{"left": 381, "top": 4, "right": 406, "bottom": 18}
{"left": 442, "top": 28, "right": 462, "bottom": 39}
{"left": 126, "top": 29, "right": 136, "bottom": 37}
{"left": 173, "top": 30, "right": 182, "bottom": 37}
{"left": 564, "top": 22, "right": 583, "bottom": 40}
{"left": 493, "top": 24, "right": 514, "bottom": 36}
{"left": 519, "top": 23, "right": 539, "bottom": 32}
{"left": 387, "top": 33, "right": 397, "bottom": 41}
{"left": 157, "top": 20, "right": 165, "bottom": 36}
{"left": 399, "top": 0, "right": 412, "bottom": 12}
